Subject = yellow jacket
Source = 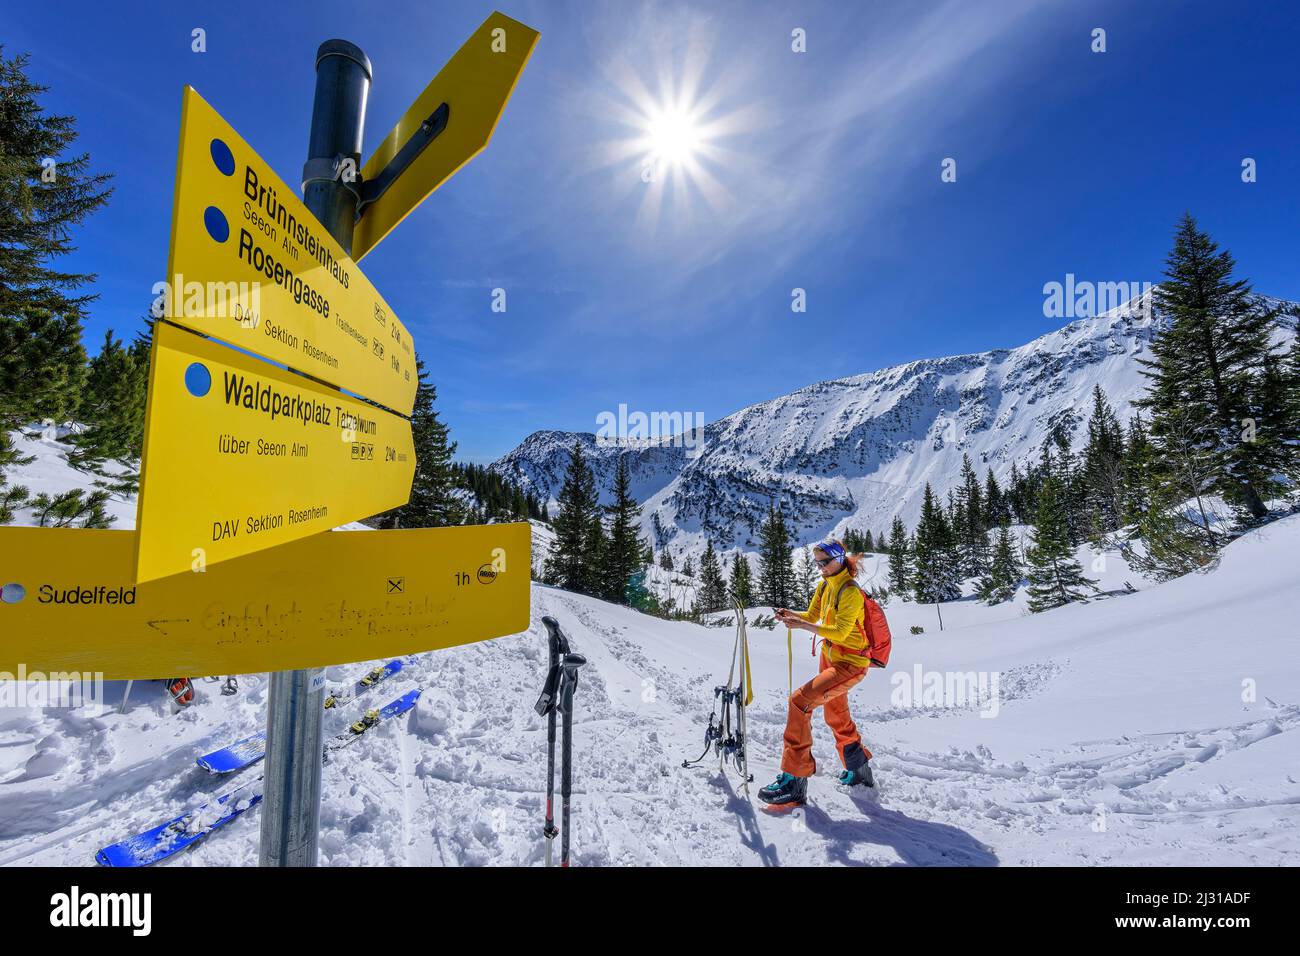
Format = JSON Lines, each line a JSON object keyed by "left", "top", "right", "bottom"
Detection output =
{"left": 797, "top": 568, "right": 871, "bottom": 668}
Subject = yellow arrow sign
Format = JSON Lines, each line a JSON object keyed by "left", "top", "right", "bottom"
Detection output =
{"left": 0, "top": 524, "right": 529, "bottom": 678}
{"left": 163, "top": 87, "right": 416, "bottom": 415}
{"left": 351, "top": 11, "right": 539, "bottom": 261}
{"left": 134, "top": 321, "right": 414, "bottom": 583}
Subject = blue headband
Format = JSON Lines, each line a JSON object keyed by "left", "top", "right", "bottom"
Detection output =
{"left": 816, "top": 541, "right": 846, "bottom": 560}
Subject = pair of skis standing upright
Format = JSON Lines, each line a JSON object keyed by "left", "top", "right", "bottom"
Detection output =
{"left": 534, "top": 616, "right": 586, "bottom": 867}
{"left": 681, "top": 600, "right": 754, "bottom": 794}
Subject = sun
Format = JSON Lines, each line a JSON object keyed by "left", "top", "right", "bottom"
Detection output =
{"left": 644, "top": 105, "right": 702, "bottom": 168}
{"left": 596, "top": 49, "right": 748, "bottom": 229}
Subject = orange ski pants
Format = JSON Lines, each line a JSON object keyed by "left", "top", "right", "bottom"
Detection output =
{"left": 780, "top": 652, "right": 872, "bottom": 778}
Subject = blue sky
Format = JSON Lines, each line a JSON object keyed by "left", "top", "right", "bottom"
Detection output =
{"left": 9, "top": 0, "right": 1300, "bottom": 460}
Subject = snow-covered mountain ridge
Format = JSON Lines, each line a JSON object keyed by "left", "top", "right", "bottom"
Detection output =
{"left": 494, "top": 293, "right": 1298, "bottom": 557}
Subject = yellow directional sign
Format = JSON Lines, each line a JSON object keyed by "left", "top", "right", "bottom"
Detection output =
{"left": 0, "top": 524, "right": 530, "bottom": 678}
{"left": 134, "top": 321, "right": 414, "bottom": 583}
{"left": 164, "top": 87, "right": 416, "bottom": 415}
{"left": 351, "top": 11, "right": 539, "bottom": 261}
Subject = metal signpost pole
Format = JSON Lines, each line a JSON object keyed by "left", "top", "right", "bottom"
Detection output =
{"left": 258, "top": 39, "right": 371, "bottom": 867}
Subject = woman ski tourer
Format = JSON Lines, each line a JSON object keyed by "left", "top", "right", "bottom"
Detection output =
{"left": 761, "top": 540, "right": 890, "bottom": 806}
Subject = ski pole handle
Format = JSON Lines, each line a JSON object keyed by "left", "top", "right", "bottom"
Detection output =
{"left": 559, "top": 653, "right": 586, "bottom": 714}
{"left": 542, "top": 616, "right": 570, "bottom": 662}
{"left": 535, "top": 617, "right": 571, "bottom": 717}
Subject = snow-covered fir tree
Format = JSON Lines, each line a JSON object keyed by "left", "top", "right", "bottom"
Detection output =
{"left": 545, "top": 441, "right": 600, "bottom": 594}
{"left": 887, "top": 515, "right": 912, "bottom": 595}
{"left": 697, "top": 541, "right": 728, "bottom": 613}
{"left": 729, "top": 551, "right": 754, "bottom": 607}
{"left": 376, "top": 359, "right": 463, "bottom": 530}
{"left": 757, "top": 502, "right": 796, "bottom": 607}
{"left": 1025, "top": 465, "right": 1097, "bottom": 612}
{"left": 1137, "top": 213, "right": 1286, "bottom": 524}
{"left": 601, "top": 454, "right": 646, "bottom": 605}
{"left": 978, "top": 524, "right": 1023, "bottom": 605}
{"left": 913, "top": 483, "right": 961, "bottom": 604}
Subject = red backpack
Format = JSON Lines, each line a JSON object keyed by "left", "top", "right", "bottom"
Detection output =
{"left": 834, "top": 581, "right": 893, "bottom": 668}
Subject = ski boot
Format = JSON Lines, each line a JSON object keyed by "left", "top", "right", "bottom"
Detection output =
{"left": 838, "top": 763, "right": 875, "bottom": 788}
{"left": 350, "top": 709, "right": 380, "bottom": 735}
{"left": 360, "top": 666, "right": 385, "bottom": 687}
{"left": 165, "top": 678, "right": 194, "bottom": 707}
{"left": 758, "top": 772, "right": 808, "bottom": 806}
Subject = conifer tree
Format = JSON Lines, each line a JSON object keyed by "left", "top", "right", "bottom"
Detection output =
{"left": 29, "top": 487, "right": 113, "bottom": 528}
{"left": 729, "top": 551, "right": 754, "bottom": 608}
{"left": 1285, "top": 336, "right": 1300, "bottom": 482}
{"left": 1137, "top": 213, "right": 1284, "bottom": 522}
{"left": 1025, "top": 472, "right": 1096, "bottom": 612}
{"left": 67, "top": 328, "right": 149, "bottom": 491}
{"left": 601, "top": 454, "right": 645, "bottom": 604}
{"left": 983, "top": 469, "right": 1007, "bottom": 528}
{"left": 377, "top": 359, "right": 462, "bottom": 529}
{"left": 698, "top": 541, "right": 728, "bottom": 613}
{"left": 1123, "top": 404, "right": 1223, "bottom": 579}
{"left": 587, "top": 509, "right": 609, "bottom": 596}
{"left": 545, "top": 441, "right": 600, "bottom": 594}
{"left": 1046, "top": 430, "right": 1084, "bottom": 547}
{"left": 796, "top": 546, "right": 818, "bottom": 605}
{"left": 757, "top": 502, "right": 796, "bottom": 607}
{"left": 977, "top": 524, "right": 1022, "bottom": 605}
{"left": 1120, "top": 413, "right": 1156, "bottom": 526}
{"left": 0, "top": 432, "right": 31, "bottom": 524}
{"left": 886, "top": 515, "right": 912, "bottom": 595}
{"left": 1080, "top": 384, "right": 1126, "bottom": 543}
{"left": 955, "top": 455, "right": 990, "bottom": 579}
{"left": 1008, "top": 461, "right": 1029, "bottom": 523}
{"left": 913, "top": 483, "right": 961, "bottom": 604}
{"left": 0, "top": 53, "right": 113, "bottom": 426}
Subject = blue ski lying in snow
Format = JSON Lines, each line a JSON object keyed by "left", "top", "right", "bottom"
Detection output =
{"left": 96, "top": 689, "right": 421, "bottom": 866}
{"left": 196, "top": 660, "right": 403, "bottom": 774}
{"left": 94, "top": 780, "right": 263, "bottom": 867}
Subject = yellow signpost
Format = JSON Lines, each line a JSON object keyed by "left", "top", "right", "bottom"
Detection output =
{"left": 18, "top": 16, "right": 541, "bottom": 865}
{"left": 0, "top": 524, "right": 529, "bottom": 678}
{"left": 163, "top": 87, "right": 416, "bottom": 415}
{"left": 133, "top": 321, "right": 415, "bottom": 583}
{"left": 350, "top": 11, "right": 540, "bottom": 261}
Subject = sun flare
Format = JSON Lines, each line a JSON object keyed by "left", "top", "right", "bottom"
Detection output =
{"left": 598, "top": 48, "right": 747, "bottom": 229}
{"left": 644, "top": 106, "right": 702, "bottom": 168}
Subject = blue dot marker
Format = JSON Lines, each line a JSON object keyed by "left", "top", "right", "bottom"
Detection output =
{"left": 209, "top": 138, "right": 235, "bottom": 176}
{"left": 185, "top": 362, "right": 212, "bottom": 397}
{"left": 1, "top": 583, "right": 26, "bottom": 604}
{"left": 203, "top": 206, "right": 229, "bottom": 243}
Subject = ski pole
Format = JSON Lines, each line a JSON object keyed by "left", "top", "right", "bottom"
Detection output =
{"left": 558, "top": 651, "right": 586, "bottom": 868}
{"left": 786, "top": 627, "right": 793, "bottom": 695}
{"left": 535, "top": 617, "right": 569, "bottom": 867}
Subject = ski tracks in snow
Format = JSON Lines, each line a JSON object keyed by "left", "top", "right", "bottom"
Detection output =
{"left": 6, "top": 585, "right": 1296, "bottom": 866}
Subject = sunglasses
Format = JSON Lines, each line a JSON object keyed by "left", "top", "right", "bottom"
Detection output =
{"left": 814, "top": 555, "right": 840, "bottom": 568}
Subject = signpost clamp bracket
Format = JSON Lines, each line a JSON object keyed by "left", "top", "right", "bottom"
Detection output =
{"left": 301, "top": 152, "right": 364, "bottom": 204}
{"left": 354, "top": 102, "right": 450, "bottom": 220}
